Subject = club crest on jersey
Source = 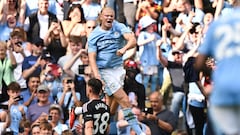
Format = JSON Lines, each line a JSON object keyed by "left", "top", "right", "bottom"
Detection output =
{"left": 114, "top": 32, "right": 120, "bottom": 37}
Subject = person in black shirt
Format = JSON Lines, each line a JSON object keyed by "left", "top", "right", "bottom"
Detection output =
{"left": 124, "top": 59, "right": 146, "bottom": 110}
{"left": 82, "top": 78, "right": 110, "bottom": 135}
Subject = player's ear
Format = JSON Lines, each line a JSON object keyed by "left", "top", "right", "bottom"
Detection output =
{"left": 88, "top": 86, "right": 93, "bottom": 93}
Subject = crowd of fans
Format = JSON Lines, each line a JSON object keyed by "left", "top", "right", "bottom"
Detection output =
{"left": 0, "top": 0, "right": 236, "bottom": 134}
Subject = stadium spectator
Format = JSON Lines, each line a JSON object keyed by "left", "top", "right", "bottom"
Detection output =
{"left": 58, "top": 35, "right": 84, "bottom": 76}
{"left": 9, "top": 27, "right": 28, "bottom": 89}
{"left": 0, "top": 0, "right": 26, "bottom": 26}
{"left": 61, "top": 3, "right": 86, "bottom": 38}
{"left": 7, "top": 82, "right": 27, "bottom": 135}
{"left": 43, "top": 20, "right": 67, "bottom": 62}
{"left": 81, "top": 0, "right": 102, "bottom": 21}
{"left": 0, "top": 41, "right": 16, "bottom": 102}
{"left": 141, "top": 91, "right": 177, "bottom": 135}
{"left": 27, "top": 84, "right": 52, "bottom": 123}
{"left": 137, "top": 16, "right": 161, "bottom": 93}
{"left": 21, "top": 38, "right": 44, "bottom": 80}
{"left": 63, "top": 49, "right": 89, "bottom": 104}
{"left": 48, "top": 104, "right": 68, "bottom": 134}
{"left": 24, "top": 0, "right": 58, "bottom": 42}
{"left": 57, "top": 76, "right": 81, "bottom": 122}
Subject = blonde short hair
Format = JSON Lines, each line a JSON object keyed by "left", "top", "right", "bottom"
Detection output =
{"left": 0, "top": 41, "right": 7, "bottom": 50}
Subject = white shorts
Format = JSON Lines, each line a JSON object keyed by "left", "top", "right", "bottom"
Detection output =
{"left": 100, "top": 66, "right": 126, "bottom": 96}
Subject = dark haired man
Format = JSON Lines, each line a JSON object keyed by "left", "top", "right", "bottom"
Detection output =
{"left": 22, "top": 38, "right": 45, "bottom": 80}
{"left": 82, "top": 78, "right": 110, "bottom": 135}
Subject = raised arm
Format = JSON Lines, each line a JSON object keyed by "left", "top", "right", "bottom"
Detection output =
{"left": 214, "top": 0, "right": 224, "bottom": 20}
{"left": 43, "top": 22, "right": 56, "bottom": 45}
{"left": 62, "top": 17, "right": 80, "bottom": 37}
{"left": 161, "top": 24, "right": 168, "bottom": 44}
{"left": 194, "top": 0, "right": 203, "bottom": 10}
{"left": 174, "top": 23, "right": 192, "bottom": 51}
{"left": 156, "top": 39, "right": 168, "bottom": 67}
{"left": 18, "top": 0, "right": 26, "bottom": 26}
{"left": 44, "top": 22, "right": 68, "bottom": 47}
{"left": 63, "top": 49, "right": 85, "bottom": 78}
{"left": 57, "top": 85, "right": 67, "bottom": 106}
{"left": 135, "top": 2, "right": 143, "bottom": 21}
{"left": 0, "top": 0, "right": 7, "bottom": 24}
{"left": 183, "top": 41, "right": 200, "bottom": 63}
{"left": 59, "top": 23, "right": 68, "bottom": 48}
{"left": 7, "top": 41, "right": 17, "bottom": 68}
{"left": 135, "top": 1, "right": 159, "bottom": 21}
{"left": 162, "top": 0, "right": 177, "bottom": 14}
{"left": 69, "top": 82, "right": 80, "bottom": 106}
{"left": 22, "top": 57, "right": 41, "bottom": 79}
{"left": 23, "top": 91, "right": 36, "bottom": 107}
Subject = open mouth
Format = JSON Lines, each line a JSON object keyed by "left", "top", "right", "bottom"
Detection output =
{"left": 106, "top": 20, "right": 112, "bottom": 24}
{"left": 105, "top": 20, "right": 113, "bottom": 27}
{"left": 8, "top": 21, "right": 15, "bottom": 24}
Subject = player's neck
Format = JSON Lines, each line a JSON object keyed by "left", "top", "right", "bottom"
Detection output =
{"left": 89, "top": 95, "right": 99, "bottom": 100}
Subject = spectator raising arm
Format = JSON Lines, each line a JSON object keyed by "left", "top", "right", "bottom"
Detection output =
{"left": 7, "top": 40, "right": 17, "bottom": 69}
{"left": 44, "top": 21, "right": 67, "bottom": 48}
{"left": 63, "top": 49, "right": 86, "bottom": 78}
{"left": 22, "top": 57, "right": 41, "bottom": 79}
{"left": 156, "top": 39, "right": 168, "bottom": 67}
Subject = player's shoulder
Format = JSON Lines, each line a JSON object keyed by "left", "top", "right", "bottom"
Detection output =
{"left": 83, "top": 100, "right": 109, "bottom": 111}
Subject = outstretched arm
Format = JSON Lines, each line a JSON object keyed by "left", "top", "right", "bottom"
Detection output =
{"left": 18, "top": 0, "right": 26, "bottom": 26}
{"left": 63, "top": 49, "right": 85, "bottom": 78}
{"left": 156, "top": 39, "right": 168, "bottom": 67}
{"left": 6, "top": 41, "right": 17, "bottom": 68}
{"left": 0, "top": 0, "right": 7, "bottom": 24}
{"left": 214, "top": 0, "right": 224, "bottom": 19}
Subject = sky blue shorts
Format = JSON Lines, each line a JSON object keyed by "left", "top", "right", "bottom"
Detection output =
{"left": 99, "top": 66, "right": 126, "bottom": 96}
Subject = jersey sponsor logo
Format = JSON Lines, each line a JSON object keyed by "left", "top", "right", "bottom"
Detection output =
{"left": 97, "top": 39, "right": 118, "bottom": 47}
